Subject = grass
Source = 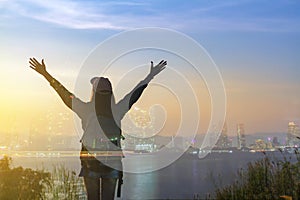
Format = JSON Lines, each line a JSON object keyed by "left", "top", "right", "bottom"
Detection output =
{"left": 213, "top": 150, "right": 300, "bottom": 200}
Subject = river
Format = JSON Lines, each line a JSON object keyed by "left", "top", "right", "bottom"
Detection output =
{"left": 7, "top": 151, "right": 295, "bottom": 199}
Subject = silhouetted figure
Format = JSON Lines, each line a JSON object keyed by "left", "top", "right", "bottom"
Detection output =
{"left": 29, "top": 58, "right": 167, "bottom": 200}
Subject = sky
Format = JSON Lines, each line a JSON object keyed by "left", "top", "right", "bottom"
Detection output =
{"left": 0, "top": 0, "right": 300, "bottom": 140}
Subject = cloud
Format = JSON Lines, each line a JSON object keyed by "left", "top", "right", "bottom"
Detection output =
{"left": 179, "top": 16, "right": 300, "bottom": 33}
{"left": 0, "top": 0, "right": 156, "bottom": 29}
{"left": 0, "top": 0, "right": 299, "bottom": 32}
{"left": 1, "top": 0, "right": 127, "bottom": 29}
{"left": 2, "top": 0, "right": 175, "bottom": 30}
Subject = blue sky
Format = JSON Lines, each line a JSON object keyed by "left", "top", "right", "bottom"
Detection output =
{"left": 1, "top": 0, "right": 300, "bottom": 31}
{"left": 0, "top": 0, "right": 300, "bottom": 135}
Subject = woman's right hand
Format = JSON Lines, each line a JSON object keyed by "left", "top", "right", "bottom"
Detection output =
{"left": 29, "top": 57, "right": 48, "bottom": 76}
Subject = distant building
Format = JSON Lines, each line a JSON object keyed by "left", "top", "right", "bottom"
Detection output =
{"left": 237, "top": 123, "right": 246, "bottom": 149}
{"left": 286, "top": 122, "right": 300, "bottom": 147}
{"left": 255, "top": 139, "right": 266, "bottom": 149}
{"left": 215, "top": 123, "right": 231, "bottom": 148}
{"left": 272, "top": 137, "right": 280, "bottom": 147}
{"left": 28, "top": 111, "right": 73, "bottom": 150}
{"left": 122, "top": 134, "right": 155, "bottom": 152}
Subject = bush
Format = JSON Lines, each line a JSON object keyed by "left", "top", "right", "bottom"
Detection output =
{"left": 0, "top": 156, "right": 84, "bottom": 200}
{"left": 0, "top": 156, "right": 51, "bottom": 200}
{"left": 215, "top": 154, "right": 300, "bottom": 200}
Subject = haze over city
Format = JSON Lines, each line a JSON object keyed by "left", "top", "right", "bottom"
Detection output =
{"left": 1, "top": 0, "right": 300, "bottom": 139}
{"left": 1, "top": 1, "right": 300, "bottom": 199}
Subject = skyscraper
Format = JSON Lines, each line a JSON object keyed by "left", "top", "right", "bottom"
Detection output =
{"left": 272, "top": 136, "right": 280, "bottom": 147}
{"left": 237, "top": 123, "right": 246, "bottom": 149}
{"left": 286, "top": 122, "right": 300, "bottom": 147}
{"left": 216, "top": 122, "right": 231, "bottom": 148}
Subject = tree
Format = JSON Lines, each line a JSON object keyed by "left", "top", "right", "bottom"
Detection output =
{"left": 0, "top": 156, "right": 51, "bottom": 200}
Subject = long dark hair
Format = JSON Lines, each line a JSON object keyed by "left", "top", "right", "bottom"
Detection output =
{"left": 93, "top": 78, "right": 121, "bottom": 142}
{"left": 95, "top": 91, "right": 116, "bottom": 118}
{"left": 91, "top": 77, "right": 116, "bottom": 118}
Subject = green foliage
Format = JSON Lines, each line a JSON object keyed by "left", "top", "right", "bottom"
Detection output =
{"left": 0, "top": 155, "right": 51, "bottom": 200}
{"left": 215, "top": 154, "right": 300, "bottom": 200}
{"left": 43, "top": 165, "right": 84, "bottom": 199}
{"left": 0, "top": 156, "right": 84, "bottom": 200}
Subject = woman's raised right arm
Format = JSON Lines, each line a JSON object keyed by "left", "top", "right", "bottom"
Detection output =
{"left": 29, "top": 57, "right": 74, "bottom": 109}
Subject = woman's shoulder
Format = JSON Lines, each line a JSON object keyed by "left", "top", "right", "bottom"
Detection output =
{"left": 72, "top": 97, "right": 94, "bottom": 117}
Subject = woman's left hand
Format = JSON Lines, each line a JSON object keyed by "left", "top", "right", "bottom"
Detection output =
{"left": 149, "top": 60, "right": 167, "bottom": 77}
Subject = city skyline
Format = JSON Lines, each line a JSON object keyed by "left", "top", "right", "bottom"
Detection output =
{"left": 0, "top": 0, "right": 300, "bottom": 138}
{"left": 1, "top": 104, "right": 299, "bottom": 153}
